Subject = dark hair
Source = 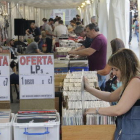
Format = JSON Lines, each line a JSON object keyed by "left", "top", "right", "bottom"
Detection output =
{"left": 110, "top": 38, "right": 125, "bottom": 54}
{"left": 73, "top": 18, "right": 76, "bottom": 21}
{"left": 34, "top": 36, "right": 40, "bottom": 42}
{"left": 86, "top": 23, "right": 99, "bottom": 32}
{"left": 76, "top": 15, "right": 80, "bottom": 17}
{"left": 49, "top": 18, "right": 54, "bottom": 22}
{"left": 70, "top": 20, "right": 76, "bottom": 24}
{"left": 59, "top": 20, "right": 63, "bottom": 24}
{"left": 42, "top": 18, "right": 47, "bottom": 22}
{"left": 58, "top": 17, "right": 61, "bottom": 21}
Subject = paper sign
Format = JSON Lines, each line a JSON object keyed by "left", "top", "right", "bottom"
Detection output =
{"left": 18, "top": 55, "right": 54, "bottom": 99}
{"left": 0, "top": 55, "right": 10, "bottom": 101}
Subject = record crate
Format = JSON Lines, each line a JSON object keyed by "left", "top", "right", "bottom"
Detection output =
{"left": 0, "top": 113, "right": 14, "bottom": 140}
{"left": 13, "top": 112, "right": 60, "bottom": 140}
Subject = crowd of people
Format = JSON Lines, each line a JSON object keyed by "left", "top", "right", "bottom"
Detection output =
{"left": 129, "top": 2, "right": 139, "bottom": 45}
{"left": 1, "top": 4, "right": 140, "bottom": 138}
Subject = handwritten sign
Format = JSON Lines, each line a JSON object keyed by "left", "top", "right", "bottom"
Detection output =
{"left": 18, "top": 55, "right": 54, "bottom": 99}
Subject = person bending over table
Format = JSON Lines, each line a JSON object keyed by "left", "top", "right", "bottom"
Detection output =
{"left": 25, "top": 36, "right": 43, "bottom": 54}
{"left": 68, "top": 23, "right": 107, "bottom": 91}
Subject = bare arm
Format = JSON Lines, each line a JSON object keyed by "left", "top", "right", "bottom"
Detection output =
{"left": 97, "top": 64, "right": 112, "bottom": 76}
{"left": 85, "top": 77, "right": 121, "bottom": 102}
{"left": 86, "top": 78, "right": 140, "bottom": 116}
{"left": 46, "top": 30, "right": 56, "bottom": 37}
{"left": 74, "top": 46, "right": 85, "bottom": 51}
{"left": 36, "top": 49, "right": 44, "bottom": 54}
{"left": 68, "top": 48, "right": 96, "bottom": 56}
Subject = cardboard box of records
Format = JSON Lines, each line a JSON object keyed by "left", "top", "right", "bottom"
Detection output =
{"left": 62, "top": 71, "right": 115, "bottom": 140}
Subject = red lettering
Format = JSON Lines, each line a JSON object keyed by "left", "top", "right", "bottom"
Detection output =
{"left": 26, "top": 56, "right": 31, "bottom": 65}
{"left": 0, "top": 56, "right": 3, "bottom": 66}
{"left": 20, "top": 56, "right": 26, "bottom": 65}
{"left": 42, "top": 56, "right": 47, "bottom": 65}
{"left": 31, "top": 56, "right": 36, "bottom": 65}
{"left": 47, "top": 56, "right": 53, "bottom": 65}
{"left": 37, "top": 56, "right": 42, "bottom": 65}
{"left": 3, "top": 56, "right": 8, "bottom": 66}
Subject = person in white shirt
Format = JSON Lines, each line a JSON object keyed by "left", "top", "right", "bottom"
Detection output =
{"left": 130, "top": 7, "right": 135, "bottom": 18}
{"left": 54, "top": 17, "right": 61, "bottom": 27}
{"left": 54, "top": 20, "right": 68, "bottom": 41}
{"left": 68, "top": 20, "right": 76, "bottom": 33}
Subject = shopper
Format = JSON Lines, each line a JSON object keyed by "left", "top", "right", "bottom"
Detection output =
{"left": 84, "top": 48, "right": 140, "bottom": 140}
{"left": 134, "top": 17, "right": 139, "bottom": 43}
{"left": 6, "top": 38, "right": 18, "bottom": 59}
{"left": 73, "top": 25, "right": 93, "bottom": 51}
{"left": 38, "top": 31, "right": 47, "bottom": 52}
{"left": 44, "top": 18, "right": 56, "bottom": 53}
{"left": 98, "top": 38, "right": 125, "bottom": 75}
{"left": 76, "top": 15, "right": 81, "bottom": 22}
{"left": 25, "top": 36, "right": 43, "bottom": 54}
{"left": 10, "top": 60, "right": 19, "bottom": 101}
{"left": 54, "top": 20, "right": 68, "bottom": 39}
{"left": 42, "top": 18, "right": 47, "bottom": 31}
{"left": 91, "top": 16, "right": 97, "bottom": 25}
{"left": 130, "top": 7, "right": 135, "bottom": 18}
{"left": 68, "top": 20, "right": 76, "bottom": 33}
{"left": 54, "top": 17, "right": 61, "bottom": 27}
{"left": 26, "top": 22, "right": 41, "bottom": 38}
{"left": 68, "top": 23, "right": 107, "bottom": 90}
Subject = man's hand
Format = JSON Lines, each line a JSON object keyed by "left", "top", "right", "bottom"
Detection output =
{"left": 68, "top": 50, "right": 76, "bottom": 55}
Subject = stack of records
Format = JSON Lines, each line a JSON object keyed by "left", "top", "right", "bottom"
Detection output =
{"left": 16, "top": 110, "right": 57, "bottom": 123}
{"left": 0, "top": 110, "right": 11, "bottom": 123}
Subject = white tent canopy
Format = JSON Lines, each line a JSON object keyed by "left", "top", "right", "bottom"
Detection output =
{"left": 0, "top": 0, "right": 130, "bottom": 59}
{"left": 5, "top": 0, "right": 84, "bottom": 9}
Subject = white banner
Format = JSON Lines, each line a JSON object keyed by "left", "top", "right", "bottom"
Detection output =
{"left": 0, "top": 55, "right": 10, "bottom": 101}
{"left": 18, "top": 55, "right": 54, "bottom": 99}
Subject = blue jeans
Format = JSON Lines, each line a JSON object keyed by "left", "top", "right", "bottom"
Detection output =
{"left": 136, "top": 31, "right": 139, "bottom": 42}
{"left": 97, "top": 74, "right": 106, "bottom": 91}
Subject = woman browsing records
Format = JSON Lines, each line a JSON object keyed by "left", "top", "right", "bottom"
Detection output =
{"left": 84, "top": 49, "right": 140, "bottom": 140}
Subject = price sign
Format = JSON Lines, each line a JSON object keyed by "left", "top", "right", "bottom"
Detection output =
{"left": 0, "top": 55, "right": 10, "bottom": 101}
{"left": 18, "top": 55, "right": 54, "bottom": 99}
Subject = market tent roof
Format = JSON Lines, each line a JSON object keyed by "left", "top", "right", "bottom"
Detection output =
{"left": 5, "top": 0, "right": 84, "bottom": 9}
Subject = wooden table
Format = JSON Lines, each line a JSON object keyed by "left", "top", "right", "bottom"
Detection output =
{"left": 62, "top": 125, "right": 116, "bottom": 140}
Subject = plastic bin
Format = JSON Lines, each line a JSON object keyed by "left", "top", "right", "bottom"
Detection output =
{"left": 55, "top": 67, "right": 68, "bottom": 73}
{"left": 13, "top": 112, "right": 60, "bottom": 140}
{"left": 0, "top": 113, "right": 14, "bottom": 140}
{"left": 70, "top": 67, "right": 89, "bottom": 72}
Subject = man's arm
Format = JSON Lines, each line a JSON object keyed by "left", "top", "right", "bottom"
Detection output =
{"left": 68, "top": 48, "right": 96, "bottom": 56}
{"left": 97, "top": 64, "right": 112, "bottom": 76}
{"left": 36, "top": 49, "right": 44, "bottom": 54}
{"left": 74, "top": 45, "right": 85, "bottom": 51}
{"left": 46, "top": 30, "right": 56, "bottom": 37}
